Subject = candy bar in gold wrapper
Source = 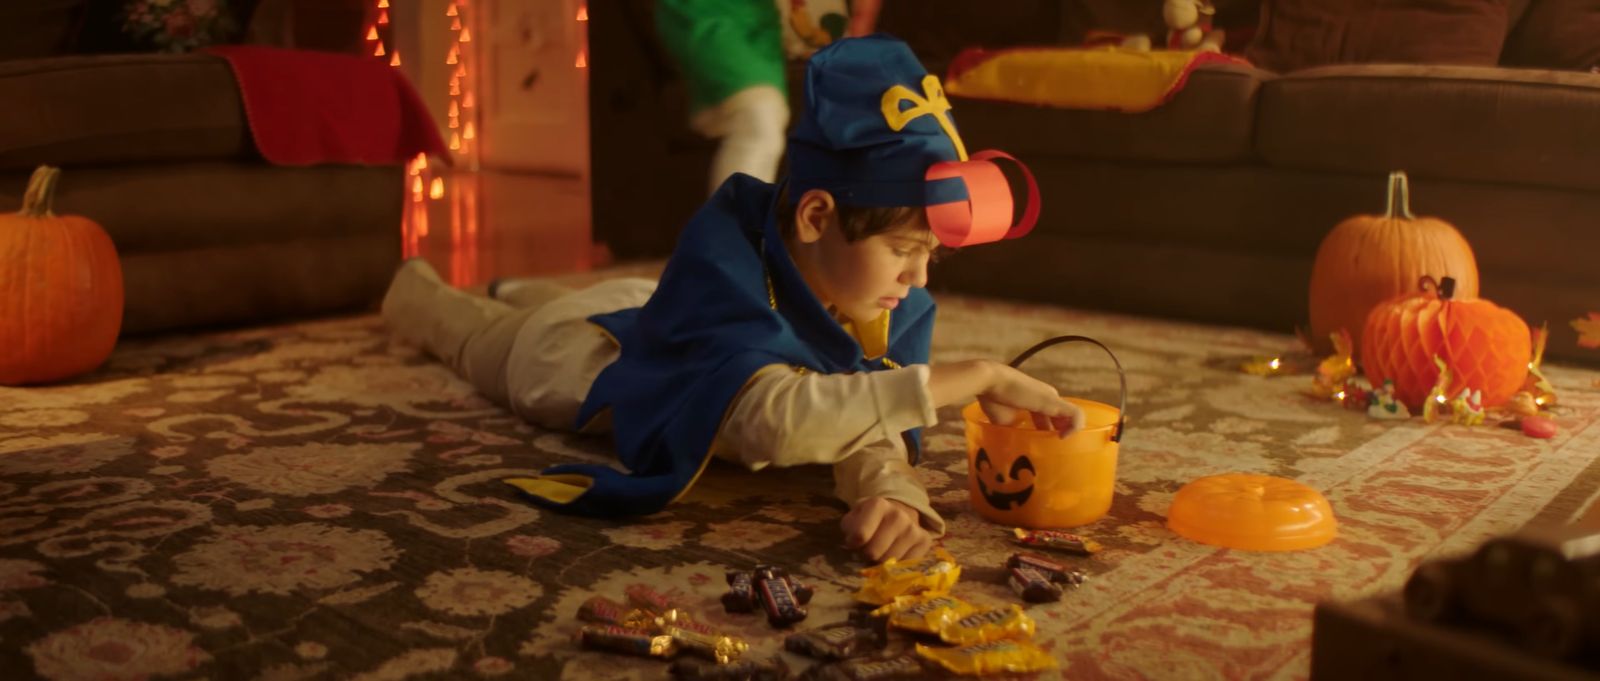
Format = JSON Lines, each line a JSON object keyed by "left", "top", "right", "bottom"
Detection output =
{"left": 915, "top": 639, "right": 1057, "bottom": 676}
{"left": 666, "top": 626, "right": 749, "bottom": 665}
{"left": 936, "top": 604, "right": 1035, "bottom": 646}
{"left": 869, "top": 594, "right": 977, "bottom": 634}
{"left": 577, "top": 624, "right": 677, "bottom": 659}
{"left": 853, "top": 546, "right": 960, "bottom": 605}
{"left": 646, "top": 608, "right": 719, "bottom": 636}
{"left": 1011, "top": 527, "right": 1103, "bottom": 555}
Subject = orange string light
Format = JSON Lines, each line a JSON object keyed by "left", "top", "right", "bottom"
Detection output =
{"left": 366, "top": 26, "right": 378, "bottom": 40}
{"left": 373, "top": 43, "right": 385, "bottom": 57}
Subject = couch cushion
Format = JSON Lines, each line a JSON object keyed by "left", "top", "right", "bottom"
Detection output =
{"left": 951, "top": 63, "right": 1268, "bottom": 163}
{"left": 1256, "top": 64, "right": 1600, "bottom": 192}
{"left": 0, "top": 53, "right": 252, "bottom": 170}
{"left": 1502, "top": 0, "right": 1600, "bottom": 71}
{"left": 1246, "top": 0, "right": 1511, "bottom": 73}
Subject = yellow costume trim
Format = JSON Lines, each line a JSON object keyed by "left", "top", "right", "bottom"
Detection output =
{"left": 840, "top": 310, "right": 892, "bottom": 361}
{"left": 881, "top": 74, "right": 968, "bottom": 162}
{"left": 504, "top": 474, "right": 592, "bottom": 505}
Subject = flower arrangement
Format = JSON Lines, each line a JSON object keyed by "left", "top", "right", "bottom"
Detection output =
{"left": 121, "top": 0, "right": 241, "bottom": 53}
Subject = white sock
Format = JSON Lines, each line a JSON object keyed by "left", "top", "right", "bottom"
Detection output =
{"left": 706, "top": 85, "right": 789, "bottom": 194}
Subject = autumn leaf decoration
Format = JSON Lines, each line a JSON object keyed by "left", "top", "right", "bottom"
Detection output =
{"left": 1573, "top": 313, "right": 1600, "bottom": 349}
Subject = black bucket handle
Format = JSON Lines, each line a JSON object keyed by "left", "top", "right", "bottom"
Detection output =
{"left": 1007, "top": 335, "right": 1127, "bottom": 443}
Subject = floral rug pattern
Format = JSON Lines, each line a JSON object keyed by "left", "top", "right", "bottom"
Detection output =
{"left": 3, "top": 291, "right": 1599, "bottom": 680}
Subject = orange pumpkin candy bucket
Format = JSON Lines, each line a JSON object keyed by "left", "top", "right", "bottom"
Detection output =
{"left": 963, "top": 336, "right": 1127, "bottom": 529}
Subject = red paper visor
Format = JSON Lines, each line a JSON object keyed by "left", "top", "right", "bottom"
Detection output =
{"left": 924, "top": 150, "right": 1040, "bottom": 248}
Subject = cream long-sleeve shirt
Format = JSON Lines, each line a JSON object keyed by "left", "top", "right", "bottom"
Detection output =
{"left": 502, "top": 278, "right": 945, "bottom": 535}
{"left": 715, "top": 364, "right": 944, "bottom": 535}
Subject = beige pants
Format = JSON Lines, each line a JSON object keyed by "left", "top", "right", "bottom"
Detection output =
{"left": 379, "top": 260, "right": 655, "bottom": 431}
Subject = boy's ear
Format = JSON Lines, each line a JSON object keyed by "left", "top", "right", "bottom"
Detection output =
{"left": 793, "top": 189, "right": 837, "bottom": 244}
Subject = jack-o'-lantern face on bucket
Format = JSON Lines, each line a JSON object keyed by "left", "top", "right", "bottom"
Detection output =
{"left": 973, "top": 448, "right": 1035, "bottom": 511}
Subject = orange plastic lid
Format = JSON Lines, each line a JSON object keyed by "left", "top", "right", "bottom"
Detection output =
{"left": 1166, "top": 474, "right": 1337, "bottom": 551}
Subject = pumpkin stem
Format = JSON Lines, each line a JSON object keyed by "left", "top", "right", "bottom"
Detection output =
{"left": 19, "top": 166, "right": 61, "bottom": 218}
{"left": 1385, "top": 171, "right": 1416, "bottom": 220}
{"left": 1439, "top": 276, "right": 1456, "bottom": 300}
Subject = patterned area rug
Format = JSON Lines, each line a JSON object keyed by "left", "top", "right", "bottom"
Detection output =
{"left": 3, "top": 291, "right": 1599, "bottom": 681}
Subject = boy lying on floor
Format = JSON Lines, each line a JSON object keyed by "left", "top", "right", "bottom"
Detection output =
{"left": 381, "top": 35, "right": 1081, "bottom": 563}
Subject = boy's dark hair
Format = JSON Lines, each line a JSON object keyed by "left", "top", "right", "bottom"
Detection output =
{"left": 775, "top": 185, "right": 922, "bottom": 244}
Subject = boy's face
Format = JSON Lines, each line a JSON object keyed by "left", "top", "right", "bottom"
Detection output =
{"left": 805, "top": 209, "right": 937, "bottom": 326}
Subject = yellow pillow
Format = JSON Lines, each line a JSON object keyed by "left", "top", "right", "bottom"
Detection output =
{"left": 944, "top": 46, "right": 1241, "bottom": 113}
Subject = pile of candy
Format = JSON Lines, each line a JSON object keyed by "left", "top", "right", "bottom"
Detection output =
{"left": 724, "top": 565, "right": 816, "bottom": 628}
{"left": 572, "top": 530, "right": 1101, "bottom": 678}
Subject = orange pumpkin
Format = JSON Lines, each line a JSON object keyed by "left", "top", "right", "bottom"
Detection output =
{"left": 1308, "top": 171, "right": 1478, "bottom": 358}
{"left": 0, "top": 166, "right": 123, "bottom": 385}
{"left": 1362, "top": 276, "right": 1529, "bottom": 412}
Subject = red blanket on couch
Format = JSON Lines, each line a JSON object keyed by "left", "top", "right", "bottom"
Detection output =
{"left": 206, "top": 45, "right": 450, "bottom": 166}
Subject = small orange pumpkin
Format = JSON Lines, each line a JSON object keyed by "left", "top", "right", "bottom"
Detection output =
{"left": 0, "top": 166, "right": 123, "bottom": 385}
{"left": 1362, "top": 276, "right": 1529, "bottom": 411}
{"left": 1308, "top": 171, "right": 1478, "bottom": 358}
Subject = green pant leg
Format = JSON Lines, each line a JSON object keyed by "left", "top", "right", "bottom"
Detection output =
{"left": 655, "top": 0, "right": 787, "bottom": 113}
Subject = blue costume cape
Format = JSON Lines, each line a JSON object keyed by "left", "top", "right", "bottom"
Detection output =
{"left": 510, "top": 174, "right": 935, "bottom": 518}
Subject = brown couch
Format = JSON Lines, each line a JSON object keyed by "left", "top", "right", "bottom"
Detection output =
{"left": 0, "top": 0, "right": 401, "bottom": 336}
{"left": 590, "top": 0, "right": 1600, "bottom": 365}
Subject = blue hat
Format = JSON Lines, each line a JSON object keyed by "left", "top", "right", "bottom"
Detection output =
{"left": 787, "top": 35, "right": 1039, "bottom": 247}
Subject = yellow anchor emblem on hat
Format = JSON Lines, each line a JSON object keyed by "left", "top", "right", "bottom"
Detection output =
{"left": 880, "top": 74, "right": 969, "bottom": 162}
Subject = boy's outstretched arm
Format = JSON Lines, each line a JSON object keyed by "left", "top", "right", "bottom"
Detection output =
{"left": 715, "top": 359, "right": 1082, "bottom": 472}
{"left": 928, "top": 359, "right": 1085, "bottom": 435}
{"left": 834, "top": 440, "right": 940, "bottom": 562}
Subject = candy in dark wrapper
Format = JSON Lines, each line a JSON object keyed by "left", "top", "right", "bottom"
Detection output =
{"left": 724, "top": 570, "right": 759, "bottom": 613}
{"left": 577, "top": 595, "right": 630, "bottom": 625}
{"left": 1006, "top": 552, "right": 1085, "bottom": 586}
{"left": 754, "top": 565, "right": 814, "bottom": 605}
{"left": 846, "top": 608, "right": 890, "bottom": 642}
{"left": 784, "top": 621, "right": 886, "bottom": 660}
{"left": 757, "top": 572, "right": 808, "bottom": 627}
{"left": 625, "top": 583, "right": 675, "bottom": 615}
{"left": 1007, "top": 566, "right": 1063, "bottom": 603}
{"left": 1011, "top": 527, "right": 1102, "bottom": 555}
{"left": 801, "top": 651, "right": 930, "bottom": 681}
{"left": 789, "top": 578, "right": 815, "bottom": 606}
{"left": 671, "top": 656, "right": 791, "bottom": 681}
{"left": 577, "top": 624, "right": 677, "bottom": 659}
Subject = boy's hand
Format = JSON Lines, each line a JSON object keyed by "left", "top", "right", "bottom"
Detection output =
{"left": 841, "top": 497, "right": 933, "bottom": 562}
{"left": 979, "top": 364, "right": 1086, "bottom": 438}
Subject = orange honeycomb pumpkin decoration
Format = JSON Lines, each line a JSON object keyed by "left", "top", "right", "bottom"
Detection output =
{"left": 1361, "top": 276, "right": 1529, "bottom": 412}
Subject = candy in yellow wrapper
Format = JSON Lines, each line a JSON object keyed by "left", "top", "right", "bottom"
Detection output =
{"left": 937, "top": 603, "right": 1035, "bottom": 646}
{"left": 853, "top": 546, "right": 960, "bottom": 605}
{"left": 915, "top": 639, "right": 1057, "bottom": 675}
{"left": 869, "top": 593, "right": 978, "bottom": 634}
